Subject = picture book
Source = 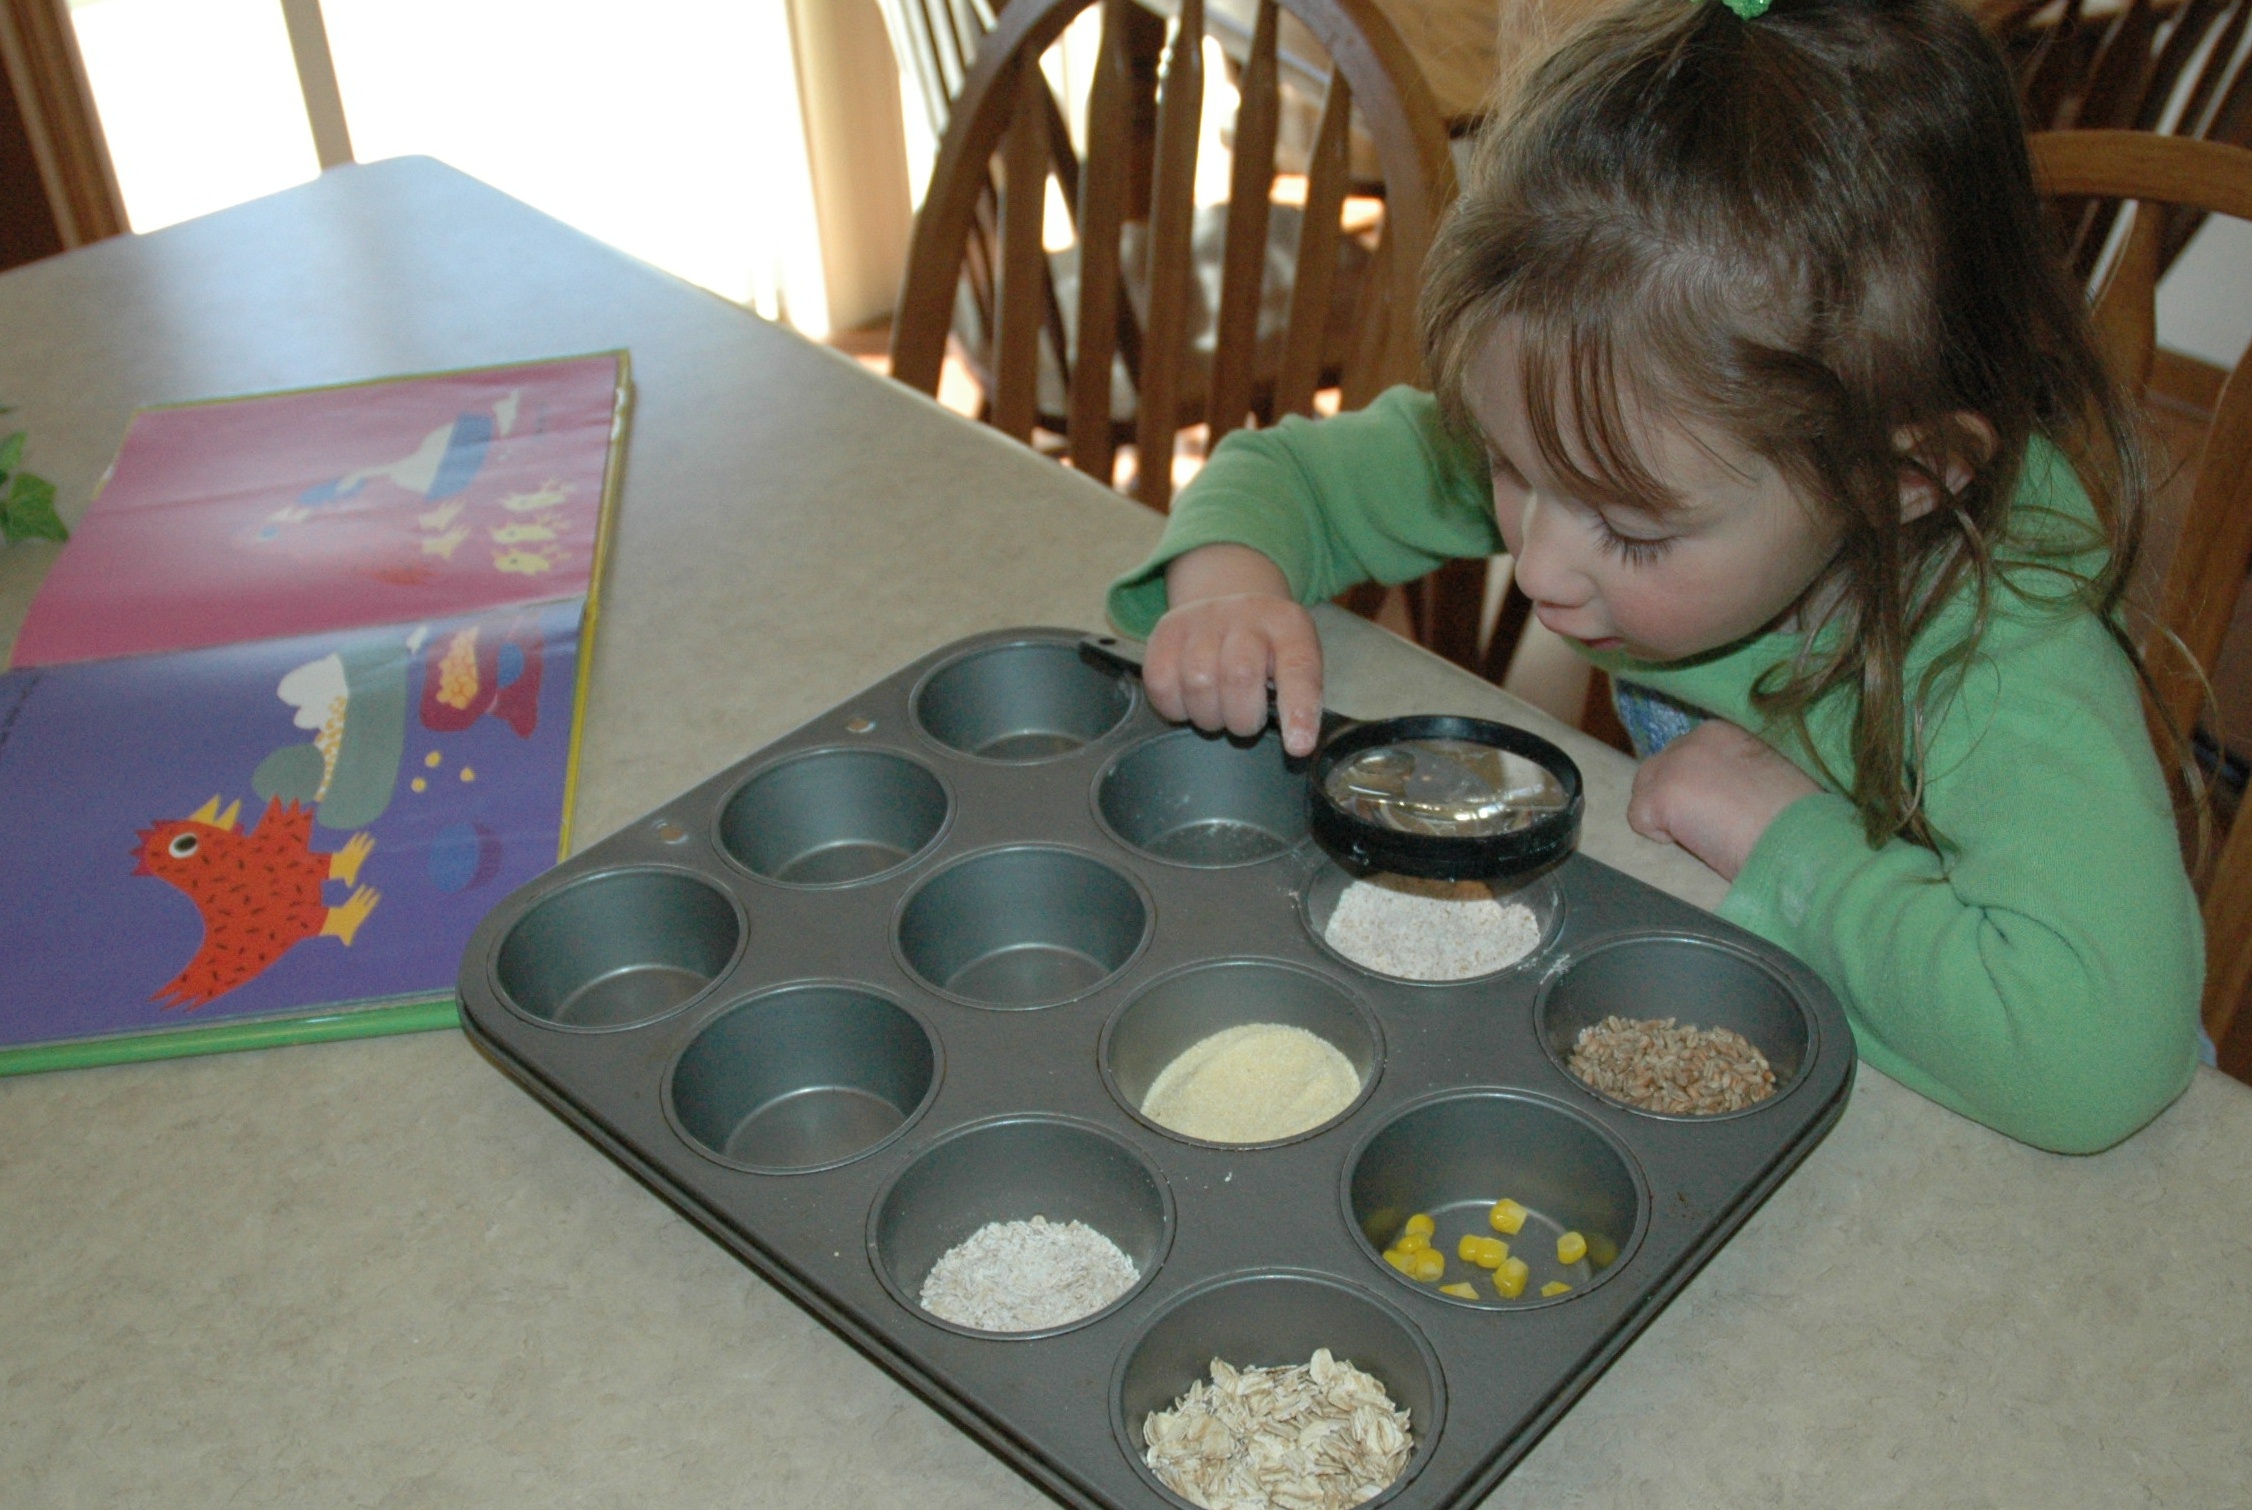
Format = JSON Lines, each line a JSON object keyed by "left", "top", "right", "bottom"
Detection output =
{"left": 0, "top": 598, "right": 588, "bottom": 1073}
{"left": 0, "top": 351, "right": 628, "bottom": 1074}
{"left": 12, "top": 354, "right": 626, "bottom": 668}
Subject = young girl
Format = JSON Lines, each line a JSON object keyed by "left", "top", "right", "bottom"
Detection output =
{"left": 1106, "top": 0, "right": 2202, "bottom": 1153}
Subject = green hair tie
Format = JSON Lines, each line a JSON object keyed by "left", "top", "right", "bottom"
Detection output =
{"left": 1714, "top": 0, "right": 1773, "bottom": 17}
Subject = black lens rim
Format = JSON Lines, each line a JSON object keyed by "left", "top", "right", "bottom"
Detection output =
{"left": 1308, "top": 714, "right": 1583, "bottom": 880}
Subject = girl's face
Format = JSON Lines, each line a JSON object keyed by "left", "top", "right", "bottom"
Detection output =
{"left": 1468, "top": 327, "right": 1844, "bottom": 662}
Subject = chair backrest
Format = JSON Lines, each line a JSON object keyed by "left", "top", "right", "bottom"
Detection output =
{"left": 2004, "top": 0, "right": 2251, "bottom": 275}
{"left": 889, "top": 0, "right": 1456, "bottom": 512}
{"left": 2028, "top": 128, "right": 2252, "bottom": 1050}
{"left": 878, "top": 0, "right": 999, "bottom": 139}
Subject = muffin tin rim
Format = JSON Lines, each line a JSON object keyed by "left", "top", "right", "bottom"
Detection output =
{"left": 1531, "top": 930, "right": 1823, "bottom": 1124}
{"left": 1088, "top": 723, "right": 1315, "bottom": 871}
{"left": 908, "top": 633, "right": 1142, "bottom": 765}
{"left": 1337, "top": 1085, "right": 1654, "bottom": 1312}
{"left": 707, "top": 741, "right": 959, "bottom": 892}
{"left": 1095, "top": 954, "right": 1390, "bottom": 1151}
{"left": 1295, "top": 856, "right": 1572, "bottom": 992}
{"left": 862, "top": 1110, "right": 1180, "bottom": 1343}
{"left": 486, "top": 861, "right": 750, "bottom": 1035}
{"left": 888, "top": 840, "right": 1160, "bottom": 1011}
{"left": 1106, "top": 1265, "right": 1451, "bottom": 1510}
{"left": 657, "top": 975, "right": 947, "bottom": 1175}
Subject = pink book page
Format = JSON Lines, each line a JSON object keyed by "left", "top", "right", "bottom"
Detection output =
{"left": 13, "top": 354, "right": 626, "bottom": 668}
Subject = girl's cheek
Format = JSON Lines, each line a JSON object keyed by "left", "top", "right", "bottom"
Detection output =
{"left": 1490, "top": 485, "right": 1525, "bottom": 555}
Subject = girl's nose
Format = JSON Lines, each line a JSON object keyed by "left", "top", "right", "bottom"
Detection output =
{"left": 1510, "top": 496, "right": 1595, "bottom": 610}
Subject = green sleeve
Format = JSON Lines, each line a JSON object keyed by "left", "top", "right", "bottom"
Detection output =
{"left": 1719, "top": 611, "right": 2201, "bottom": 1153}
{"left": 1106, "top": 386, "right": 1498, "bottom": 637}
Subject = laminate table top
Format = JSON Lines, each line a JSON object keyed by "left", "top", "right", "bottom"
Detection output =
{"left": 2, "top": 159, "right": 2246, "bottom": 1508}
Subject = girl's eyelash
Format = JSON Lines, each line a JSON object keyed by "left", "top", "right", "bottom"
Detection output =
{"left": 1596, "top": 522, "right": 1674, "bottom": 567}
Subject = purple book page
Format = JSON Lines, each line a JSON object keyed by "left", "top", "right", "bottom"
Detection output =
{"left": 0, "top": 598, "right": 582, "bottom": 1049}
{"left": 13, "top": 355, "right": 622, "bottom": 668}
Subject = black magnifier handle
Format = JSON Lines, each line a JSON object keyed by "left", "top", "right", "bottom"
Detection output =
{"left": 1078, "top": 632, "right": 1147, "bottom": 677}
{"left": 1078, "top": 634, "right": 1353, "bottom": 741}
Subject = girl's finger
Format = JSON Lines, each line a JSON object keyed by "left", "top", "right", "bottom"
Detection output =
{"left": 1177, "top": 625, "right": 1226, "bottom": 732}
{"left": 1270, "top": 628, "right": 1322, "bottom": 757}
{"left": 1142, "top": 627, "right": 1189, "bottom": 723}
{"left": 1218, "top": 627, "right": 1271, "bottom": 738}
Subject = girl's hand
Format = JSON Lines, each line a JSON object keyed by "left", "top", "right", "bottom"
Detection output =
{"left": 1626, "top": 719, "right": 1820, "bottom": 881}
{"left": 1146, "top": 544, "right": 1323, "bottom": 756}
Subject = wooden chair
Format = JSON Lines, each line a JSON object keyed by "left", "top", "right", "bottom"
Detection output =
{"left": 878, "top": 0, "right": 1390, "bottom": 444}
{"left": 889, "top": 0, "right": 1456, "bottom": 514}
{"left": 879, "top": 0, "right": 998, "bottom": 140}
{"left": 2001, "top": 0, "right": 2250, "bottom": 277}
{"left": 2029, "top": 129, "right": 2252, "bottom": 1057}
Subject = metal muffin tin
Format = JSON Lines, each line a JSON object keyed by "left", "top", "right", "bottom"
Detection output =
{"left": 458, "top": 627, "right": 1854, "bottom": 1510}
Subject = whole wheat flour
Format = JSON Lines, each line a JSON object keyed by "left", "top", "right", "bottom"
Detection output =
{"left": 1323, "top": 873, "right": 1541, "bottom": 981}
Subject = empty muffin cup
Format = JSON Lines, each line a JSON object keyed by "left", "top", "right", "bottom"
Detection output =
{"left": 1095, "top": 726, "right": 1310, "bottom": 867}
{"left": 868, "top": 1116, "right": 1171, "bottom": 1336}
{"left": 1113, "top": 1270, "right": 1445, "bottom": 1508}
{"left": 1347, "top": 1092, "right": 1644, "bottom": 1306}
{"left": 718, "top": 748, "right": 949, "bottom": 886}
{"left": 914, "top": 638, "right": 1133, "bottom": 761}
{"left": 494, "top": 868, "right": 742, "bottom": 1029}
{"left": 895, "top": 846, "right": 1148, "bottom": 1007}
{"left": 1536, "top": 934, "right": 1812, "bottom": 1117}
{"left": 1103, "top": 960, "right": 1380, "bottom": 1145}
{"left": 668, "top": 984, "right": 937, "bottom": 1172}
{"left": 1299, "top": 858, "right": 1563, "bottom": 985}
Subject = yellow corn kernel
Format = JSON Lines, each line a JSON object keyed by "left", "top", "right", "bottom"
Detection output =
{"left": 1404, "top": 1213, "right": 1436, "bottom": 1239}
{"left": 1488, "top": 1199, "right": 1528, "bottom": 1235}
{"left": 1439, "top": 1281, "right": 1479, "bottom": 1299}
{"left": 1556, "top": 1231, "right": 1588, "bottom": 1266}
{"left": 1456, "top": 1234, "right": 1481, "bottom": 1262}
{"left": 1471, "top": 1236, "right": 1509, "bottom": 1269}
{"left": 1493, "top": 1256, "right": 1530, "bottom": 1299}
{"left": 1541, "top": 1281, "right": 1573, "bottom": 1298}
{"left": 1383, "top": 1247, "right": 1416, "bottom": 1275}
{"left": 1411, "top": 1249, "right": 1446, "bottom": 1283}
{"left": 1395, "top": 1230, "right": 1429, "bottom": 1255}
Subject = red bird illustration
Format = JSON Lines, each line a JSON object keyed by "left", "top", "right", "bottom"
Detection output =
{"left": 133, "top": 795, "right": 380, "bottom": 1008}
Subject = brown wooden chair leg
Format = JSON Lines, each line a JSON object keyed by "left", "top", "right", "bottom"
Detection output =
{"left": 1578, "top": 669, "right": 1635, "bottom": 754}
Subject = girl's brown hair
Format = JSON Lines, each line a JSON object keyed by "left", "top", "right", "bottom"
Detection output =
{"left": 1422, "top": 0, "right": 2149, "bottom": 851}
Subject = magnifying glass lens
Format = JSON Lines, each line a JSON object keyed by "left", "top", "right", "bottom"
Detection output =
{"left": 1322, "top": 738, "right": 1569, "bottom": 837}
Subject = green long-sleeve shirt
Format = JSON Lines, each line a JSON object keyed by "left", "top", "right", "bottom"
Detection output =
{"left": 1109, "top": 387, "right": 2201, "bottom": 1153}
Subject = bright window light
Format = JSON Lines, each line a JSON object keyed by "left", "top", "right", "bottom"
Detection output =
{"left": 69, "top": 0, "right": 826, "bottom": 324}
{"left": 319, "top": 0, "right": 823, "bottom": 318}
{"left": 69, "top": 0, "right": 321, "bottom": 232}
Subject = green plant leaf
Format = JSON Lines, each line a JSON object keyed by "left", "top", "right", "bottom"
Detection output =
{"left": 2, "top": 470, "right": 67, "bottom": 543}
{"left": 0, "top": 430, "right": 22, "bottom": 479}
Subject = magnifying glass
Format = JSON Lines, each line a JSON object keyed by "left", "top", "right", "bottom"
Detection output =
{"left": 1080, "top": 634, "right": 1582, "bottom": 882}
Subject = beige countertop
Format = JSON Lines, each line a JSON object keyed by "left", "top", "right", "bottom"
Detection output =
{"left": 3, "top": 160, "right": 2247, "bottom": 1506}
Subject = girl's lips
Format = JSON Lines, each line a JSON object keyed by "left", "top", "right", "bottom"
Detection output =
{"left": 1532, "top": 603, "right": 1628, "bottom": 652}
{"left": 1536, "top": 605, "right": 1624, "bottom": 650}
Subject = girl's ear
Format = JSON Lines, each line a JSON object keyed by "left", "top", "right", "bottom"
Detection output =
{"left": 1893, "top": 412, "right": 1997, "bottom": 523}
